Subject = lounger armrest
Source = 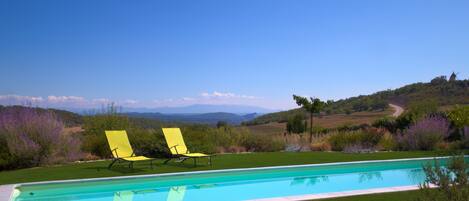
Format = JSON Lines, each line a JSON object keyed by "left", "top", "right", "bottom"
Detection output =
{"left": 169, "top": 145, "right": 189, "bottom": 154}
{"left": 169, "top": 145, "right": 179, "bottom": 154}
{"left": 111, "top": 148, "right": 119, "bottom": 158}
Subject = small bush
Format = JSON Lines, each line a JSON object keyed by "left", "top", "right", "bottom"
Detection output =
{"left": 337, "top": 123, "right": 370, "bottom": 132}
{"left": 456, "top": 127, "right": 469, "bottom": 149}
{"left": 127, "top": 128, "right": 167, "bottom": 157}
{"left": 82, "top": 109, "right": 131, "bottom": 158}
{"left": 417, "top": 155, "right": 469, "bottom": 201}
{"left": 447, "top": 105, "right": 469, "bottom": 141}
{"left": 243, "top": 134, "right": 285, "bottom": 152}
{"left": 0, "top": 107, "right": 82, "bottom": 170}
{"left": 372, "top": 117, "right": 397, "bottom": 133}
{"left": 286, "top": 114, "right": 306, "bottom": 134}
{"left": 377, "top": 132, "right": 396, "bottom": 151}
{"left": 395, "top": 100, "right": 438, "bottom": 131}
{"left": 447, "top": 105, "right": 469, "bottom": 129}
{"left": 179, "top": 126, "right": 218, "bottom": 154}
{"left": 328, "top": 128, "right": 384, "bottom": 151}
{"left": 397, "top": 116, "right": 450, "bottom": 150}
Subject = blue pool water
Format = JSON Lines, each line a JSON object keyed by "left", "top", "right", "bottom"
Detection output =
{"left": 13, "top": 157, "right": 468, "bottom": 201}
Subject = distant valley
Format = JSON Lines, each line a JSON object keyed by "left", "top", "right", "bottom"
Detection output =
{"left": 124, "top": 112, "right": 260, "bottom": 125}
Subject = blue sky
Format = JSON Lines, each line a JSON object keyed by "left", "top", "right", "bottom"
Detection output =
{"left": 1, "top": 0, "right": 468, "bottom": 110}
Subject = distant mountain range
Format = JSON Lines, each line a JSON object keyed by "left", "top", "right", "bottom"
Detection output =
{"left": 64, "top": 104, "right": 275, "bottom": 115}
{"left": 121, "top": 104, "right": 276, "bottom": 114}
{"left": 125, "top": 112, "right": 260, "bottom": 125}
{"left": 0, "top": 105, "right": 266, "bottom": 126}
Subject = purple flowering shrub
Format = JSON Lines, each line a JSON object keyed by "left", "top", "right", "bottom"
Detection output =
{"left": 0, "top": 107, "right": 82, "bottom": 169}
{"left": 397, "top": 116, "right": 450, "bottom": 150}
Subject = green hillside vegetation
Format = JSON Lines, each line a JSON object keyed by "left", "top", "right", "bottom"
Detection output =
{"left": 0, "top": 105, "right": 83, "bottom": 126}
{"left": 246, "top": 74, "right": 469, "bottom": 125}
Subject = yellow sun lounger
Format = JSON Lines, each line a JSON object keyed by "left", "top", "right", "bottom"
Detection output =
{"left": 162, "top": 128, "right": 212, "bottom": 166}
{"left": 105, "top": 130, "right": 155, "bottom": 169}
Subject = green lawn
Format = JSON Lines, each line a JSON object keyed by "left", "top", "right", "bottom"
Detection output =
{"left": 318, "top": 190, "right": 421, "bottom": 201}
{"left": 0, "top": 151, "right": 449, "bottom": 185}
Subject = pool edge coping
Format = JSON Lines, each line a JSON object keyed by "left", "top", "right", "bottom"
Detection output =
{"left": 0, "top": 185, "right": 15, "bottom": 201}
{"left": 5, "top": 155, "right": 463, "bottom": 201}
{"left": 247, "top": 184, "right": 438, "bottom": 201}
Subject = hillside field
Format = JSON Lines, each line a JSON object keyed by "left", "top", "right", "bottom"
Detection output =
{"left": 246, "top": 109, "right": 393, "bottom": 135}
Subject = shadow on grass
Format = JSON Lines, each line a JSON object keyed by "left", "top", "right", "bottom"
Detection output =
{"left": 81, "top": 160, "right": 211, "bottom": 175}
{"left": 84, "top": 165, "right": 147, "bottom": 174}
{"left": 164, "top": 162, "right": 200, "bottom": 169}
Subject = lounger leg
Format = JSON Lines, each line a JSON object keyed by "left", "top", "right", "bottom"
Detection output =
{"left": 209, "top": 156, "right": 212, "bottom": 166}
{"left": 129, "top": 162, "right": 134, "bottom": 169}
{"left": 193, "top": 157, "right": 197, "bottom": 166}
{"left": 164, "top": 158, "right": 172, "bottom": 164}
{"left": 108, "top": 159, "right": 118, "bottom": 169}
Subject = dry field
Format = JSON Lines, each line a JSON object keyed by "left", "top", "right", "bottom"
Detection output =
{"left": 246, "top": 109, "right": 393, "bottom": 136}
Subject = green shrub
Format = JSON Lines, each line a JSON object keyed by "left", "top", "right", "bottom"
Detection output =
{"left": 447, "top": 105, "right": 469, "bottom": 128}
{"left": 243, "top": 134, "right": 285, "bottom": 152}
{"left": 328, "top": 128, "right": 385, "bottom": 151}
{"left": 447, "top": 105, "right": 469, "bottom": 140}
{"left": 127, "top": 128, "right": 167, "bottom": 158}
{"left": 377, "top": 132, "right": 396, "bottom": 151}
{"left": 286, "top": 114, "right": 306, "bottom": 134}
{"left": 417, "top": 155, "right": 469, "bottom": 201}
{"left": 180, "top": 125, "right": 218, "bottom": 154}
{"left": 82, "top": 111, "right": 131, "bottom": 158}
{"left": 395, "top": 100, "right": 439, "bottom": 131}
{"left": 372, "top": 117, "right": 397, "bottom": 133}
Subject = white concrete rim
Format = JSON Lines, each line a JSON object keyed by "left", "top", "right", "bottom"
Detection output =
{"left": 14, "top": 156, "right": 460, "bottom": 187}
{"left": 247, "top": 184, "right": 438, "bottom": 201}
{"left": 6, "top": 155, "right": 464, "bottom": 201}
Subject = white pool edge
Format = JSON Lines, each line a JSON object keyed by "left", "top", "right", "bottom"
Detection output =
{"left": 4, "top": 156, "right": 462, "bottom": 201}
{"left": 0, "top": 185, "right": 15, "bottom": 201}
{"left": 247, "top": 184, "right": 437, "bottom": 201}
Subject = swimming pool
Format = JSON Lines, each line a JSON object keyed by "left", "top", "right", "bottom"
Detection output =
{"left": 11, "top": 157, "right": 468, "bottom": 201}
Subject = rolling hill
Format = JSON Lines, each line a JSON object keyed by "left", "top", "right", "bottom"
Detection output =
{"left": 0, "top": 105, "right": 261, "bottom": 126}
{"left": 246, "top": 75, "right": 469, "bottom": 125}
{"left": 0, "top": 105, "right": 83, "bottom": 126}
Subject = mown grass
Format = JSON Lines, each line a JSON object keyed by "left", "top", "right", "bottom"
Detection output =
{"left": 318, "top": 190, "right": 421, "bottom": 201}
{"left": 0, "top": 151, "right": 449, "bottom": 185}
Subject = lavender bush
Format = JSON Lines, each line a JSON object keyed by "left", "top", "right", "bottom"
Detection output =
{"left": 398, "top": 116, "right": 450, "bottom": 150}
{"left": 0, "top": 107, "right": 82, "bottom": 169}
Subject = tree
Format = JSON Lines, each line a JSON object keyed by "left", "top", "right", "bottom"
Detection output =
{"left": 447, "top": 105, "right": 469, "bottom": 138}
{"left": 394, "top": 100, "right": 438, "bottom": 131}
{"left": 293, "top": 95, "right": 326, "bottom": 143}
{"left": 216, "top": 121, "right": 228, "bottom": 129}
{"left": 286, "top": 114, "right": 306, "bottom": 134}
{"left": 430, "top": 76, "right": 447, "bottom": 85}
